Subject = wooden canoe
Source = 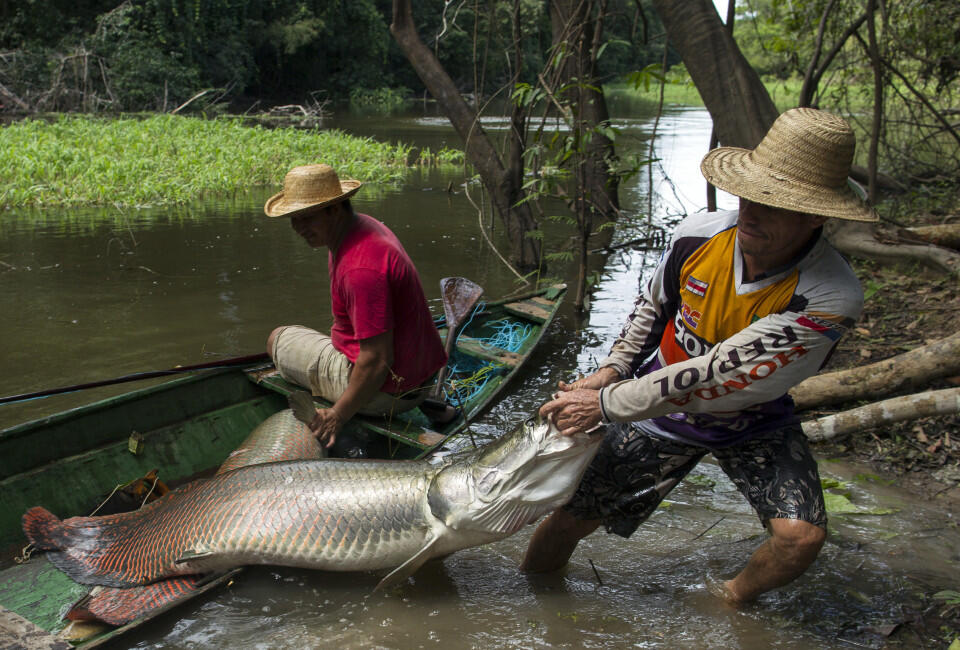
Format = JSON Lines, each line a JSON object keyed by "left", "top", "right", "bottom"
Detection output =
{"left": 0, "top": 283, "right": 566, "bottom": 646}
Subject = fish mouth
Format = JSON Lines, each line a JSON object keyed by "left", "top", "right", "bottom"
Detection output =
{"left": 537, "top": 424, "right": 605, "bottom": 457}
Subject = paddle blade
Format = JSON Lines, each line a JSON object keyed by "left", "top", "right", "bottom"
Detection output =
{"left": 288, "top": 390, "right": 317, "bottom": 425}
{"left": 440, "top": 277, "right": 483, "bottom": 327}
{"left": 433, "top": 277, "right": 484, "bottom": 399}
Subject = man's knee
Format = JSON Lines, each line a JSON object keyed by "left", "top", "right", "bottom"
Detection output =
{"left": 266, "top": 327, "right": 285, "bottom": 359}
{"left": 768, "top": 518, "right": 826, "bottom": 564}
{"left": 520, "top": 509, "right": 601, "bottom": 573}
{"left": 546, "top": 508, "right": 601, "bottom": 538}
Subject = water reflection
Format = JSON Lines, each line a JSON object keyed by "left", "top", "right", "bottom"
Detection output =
{"left": 3, "top": 107, "right": 954, "bottom": 648}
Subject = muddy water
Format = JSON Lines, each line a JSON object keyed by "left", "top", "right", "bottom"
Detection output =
{"left": 3, "top": 107, "right": 958, "bottom": 648}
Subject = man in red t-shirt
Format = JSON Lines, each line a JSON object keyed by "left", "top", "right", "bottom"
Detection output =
{"left": 264, "top": 164, "right": 447, "bottom": 449}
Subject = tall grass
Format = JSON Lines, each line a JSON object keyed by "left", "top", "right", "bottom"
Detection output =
{"left": 0, "top": 115, "right": 413, "bottom": 209}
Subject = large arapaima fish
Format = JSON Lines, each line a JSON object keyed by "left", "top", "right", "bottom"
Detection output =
{"left": 24, "top": 412, "right": 602, "bottom": 625}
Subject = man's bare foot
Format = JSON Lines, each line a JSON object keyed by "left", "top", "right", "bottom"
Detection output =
{"left": 705, "top": 574, "right": 745, "bottom": 606}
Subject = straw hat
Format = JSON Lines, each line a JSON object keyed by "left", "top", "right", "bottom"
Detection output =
{"left": 700, "top": 108, "right": 877, "bottom": 222}
{"left": 264, "top": 164, "right": 362, "bottom": 218}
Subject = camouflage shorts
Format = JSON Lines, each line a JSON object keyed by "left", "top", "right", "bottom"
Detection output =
{"left": 563, "top": 423, "right": 827, "bottom": 538}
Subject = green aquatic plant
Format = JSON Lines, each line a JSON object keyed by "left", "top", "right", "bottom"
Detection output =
{"left": 414, "top": 147, "right": 465, "bottom": 167}
{"left": 0, "top": 115, "right": 412, "bottom": 210}
{"left": 820, "top": 477, "right": 897, "bottom": 515}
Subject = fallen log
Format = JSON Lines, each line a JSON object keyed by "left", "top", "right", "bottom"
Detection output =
{"left": 790, "top": 331, "right": 960, "bottom": 411}
{"left": 827, "top": 220, "right": 960, "bottom": 277}
{"left": 802, "top": 386, "right": 960, "bottom": 442}
{"left": 898, "top": 223, "right": 960, "bottom": 251}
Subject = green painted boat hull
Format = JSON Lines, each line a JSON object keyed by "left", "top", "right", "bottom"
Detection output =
{"left": 0, "top": 283, "right": 566, "bottom": 646}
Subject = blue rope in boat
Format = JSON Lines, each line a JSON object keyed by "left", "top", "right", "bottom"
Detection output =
{"left": 454, "top": 301, "right": 485, "bottom": 346}
{"left": 477, "top": 318, "right": 532, "bottom": 353}
{"left": 437, "top": 304, "right": 533, "bottom": 406}
{"left": 443, "top": 366, "right": 495, "bottom": 404}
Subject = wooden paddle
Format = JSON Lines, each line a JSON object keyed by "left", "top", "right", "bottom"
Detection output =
{"left": 431, "top": 276, "right": 484, "bottom": 399}
{"left": 0, "top": 352, "right": 271, "bottom": 405}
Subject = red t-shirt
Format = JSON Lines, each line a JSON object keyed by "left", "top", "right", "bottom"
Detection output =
{"left": 329, "top": 213, "right": 447, "bottom": 393}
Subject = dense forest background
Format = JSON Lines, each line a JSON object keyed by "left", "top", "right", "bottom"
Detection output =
{"left": 0, "top": 0, "right": 679, "bottom": 111}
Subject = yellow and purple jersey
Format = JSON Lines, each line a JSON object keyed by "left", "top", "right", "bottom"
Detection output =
{"left": 598, "top": 210, "right": 862, "bottom": 448}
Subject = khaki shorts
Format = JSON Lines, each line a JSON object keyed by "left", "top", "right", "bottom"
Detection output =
{"left": 270, "top": 325, "right": 427, "bottom": 416}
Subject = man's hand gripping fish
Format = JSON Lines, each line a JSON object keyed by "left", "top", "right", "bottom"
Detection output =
{"left": 23, "top": 416, "right": 603, "bottom": 596}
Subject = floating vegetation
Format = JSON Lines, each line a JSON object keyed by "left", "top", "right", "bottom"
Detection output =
{"left": 414, "top": 146, "right": 465, "bottom": 167}
{"left": 0, "top": 115, "right": 412, "bottom": 209}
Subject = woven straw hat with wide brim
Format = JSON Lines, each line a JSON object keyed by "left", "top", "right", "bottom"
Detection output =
{"left": 264, "top": 163, "right": 362, "bottom": 218}
{"left": 700, "top": 107, "right": 877, "bottom": 222}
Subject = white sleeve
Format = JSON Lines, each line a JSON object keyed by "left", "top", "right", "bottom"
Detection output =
{"left": 598, "top": 312, "right": 845, "bottom": 423}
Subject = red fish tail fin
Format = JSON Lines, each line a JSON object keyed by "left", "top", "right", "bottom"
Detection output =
{"left": 22, "top": 506, "right": 67, "bottom": 550}
{"left": 22, "top": 505, "right": 160, "bottom": 587}
{"left": 67, "top": 576, "right": 205, "bottom": 626}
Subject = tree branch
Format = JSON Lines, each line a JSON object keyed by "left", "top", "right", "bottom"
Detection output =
{"left": 791, "top": 331, "right": 960, "bottom": 411}
{"left": 799, "top": 0, "right": 839, "bottom": 107}
{"left": 803, "top": 387, "right": 960, "bottom": 442}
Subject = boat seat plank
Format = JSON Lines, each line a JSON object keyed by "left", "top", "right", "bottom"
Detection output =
{"left": 502, "top": 300, "right": 550, "bottom": 323}
{"left": 455, "top": 336, "right": 521, "bottom": 366}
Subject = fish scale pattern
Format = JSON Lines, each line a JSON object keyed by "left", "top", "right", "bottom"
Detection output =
{"left": 216, "top": 410, "right": 322, "bottom": 474}
{"left": 25, "top": 459, "right": 439, "bottom": 588}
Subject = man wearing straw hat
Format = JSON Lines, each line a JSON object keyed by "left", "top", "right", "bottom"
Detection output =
{"left": 522, "top": 108, "right": 878, "bottom": 603}
{"left": 264, "top": 163, "right": 447, "bottom": 451}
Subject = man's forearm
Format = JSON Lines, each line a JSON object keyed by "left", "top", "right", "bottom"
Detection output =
{"left": 333, "top": 357, "right": 389, "bottom": 420}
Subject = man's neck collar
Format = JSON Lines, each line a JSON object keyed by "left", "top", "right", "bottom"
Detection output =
{"left": 328, "top": 210, "right": 358, "bottom": 255}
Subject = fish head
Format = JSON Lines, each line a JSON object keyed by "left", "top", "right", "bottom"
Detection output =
{"left": 428, "top": 417, "right": 603, "bottom": 536}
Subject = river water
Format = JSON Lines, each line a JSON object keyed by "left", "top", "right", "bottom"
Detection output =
{"left": 1, "top": 104, "right": 957, "bottom": 648}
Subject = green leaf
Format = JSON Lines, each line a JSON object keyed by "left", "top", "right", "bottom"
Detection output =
{"left": 934, "top": 590, "right": 960, "bottom": 604}
{"left": 823, "top": 492, "right": 896, "bottom": 515}
{"left": 684, "top": 473, "right": 717, "bottom": 489}
{"left": 820, "top": 477, "right": 848, "bottom": 490}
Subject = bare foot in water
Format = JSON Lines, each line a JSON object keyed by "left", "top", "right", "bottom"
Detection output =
{"left": 705, "top": 574, "right": 745, "bottom": 607}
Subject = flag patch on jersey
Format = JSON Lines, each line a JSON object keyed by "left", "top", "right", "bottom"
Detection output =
{"left": 684, "top": 276, "right": 709, "bottom": 297}
{"left": 796, "top": 315, "right": 842, "bottom": 341}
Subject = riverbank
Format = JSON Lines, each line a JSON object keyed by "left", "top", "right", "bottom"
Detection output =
{"left": 812, "top": 187, "right": 960, "bottom": 502}
{"left": 812, "top": 189, "right": 960, "bottom": 647}
{"left": 0, "top": 115, "right": 413, "bottom": 210}
{"left": 605, "top": 75, "right": 804, "bottom": 112}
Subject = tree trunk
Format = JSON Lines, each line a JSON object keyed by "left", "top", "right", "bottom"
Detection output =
{"left": 802, "top": 387, "right": 960, "bottom": 442}
{"left": 390, "top": 0, "right": 540, "bottom": 271}
{"left": 650, "top": 0, "right": 960, "bottom": 281}
{"left": 549, "top": 0, "right": 619, "bottom": 217}
{"left": 705, "top": 0, "right": 735, "bottom": 212}
{"left": 790, "top": 331, "right": 960, "bottom": 411}
{"left": 865, "top": 0, "right": 883, "bottom": 203}
{"left": 650, "top": 0, "right": 778, "bottom": 148}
